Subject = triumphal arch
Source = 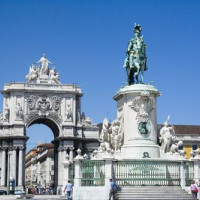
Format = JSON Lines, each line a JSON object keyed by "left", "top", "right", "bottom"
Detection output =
{"left": 0, "top": 54, "right": 99, "bottom": 190}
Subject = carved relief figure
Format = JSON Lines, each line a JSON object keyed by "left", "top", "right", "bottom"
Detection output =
{"left": 138, "top": 121, "right": 150, "bottom": 135}
{"left": 4, "top": 104, "right": 9, "bottom": 122}
{"left": 50, "top": 67, "right": 60, "bottom": 84}
{"left": 66, "top": 105, "right": 73, "bottom": 121}
{"left": 76, "top": 98, "right": 81, "bottom": 122}
{"left": 36, "top": 95, "right": 51, "bottom": 111}
{"left": 15, "top": 103, "right": 23, "bottom": 120}
{"left": 35, "top": 94, "right": 52, "bottom": 116}
{"left": 130, "top": 91, "right": 155, "bottom": 122}
{"left": 159, "top": 116, "right": 176, "bottom": 153}
{"left": 124, "top": 23, "right": 147, "bottom": 85}
{"left": 27, "top": 94, "right": 62, "bottom": 113}
{"left": 51, "top": 96, "right": 62, "bottom": 111}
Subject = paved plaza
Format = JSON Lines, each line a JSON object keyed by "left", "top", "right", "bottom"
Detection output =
{"left": 0, "top": 195, "right": 67, "bottom": 200}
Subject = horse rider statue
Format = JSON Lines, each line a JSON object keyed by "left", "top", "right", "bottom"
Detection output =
{"left": 123, "top": 23, "right": 147, "bottom": 85}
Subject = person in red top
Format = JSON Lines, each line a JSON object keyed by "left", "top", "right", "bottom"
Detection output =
{"left": 191, "top": 180, "right": 198, "bottom": 200}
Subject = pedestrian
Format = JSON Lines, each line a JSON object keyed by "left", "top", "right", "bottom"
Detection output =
{"left": 28, "top": 187, "right": 32, "bottom": 194}
{"left": 63, "top": 180, "right": 73, "bottom": 200}
{"left": 191, "top": 180, "right": 198, "bottom": 200}
{"left": 50, "top": 187, "right": 54, "bottom": 195}
{"left": 109, "top": 178, "right": 116, "bottom": 200}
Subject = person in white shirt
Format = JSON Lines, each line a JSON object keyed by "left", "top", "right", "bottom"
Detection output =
{"left": 64, "top": 180, "right": 73, "bottom": 200}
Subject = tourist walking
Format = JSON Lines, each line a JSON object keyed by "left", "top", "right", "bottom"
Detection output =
{"left": 191, "top": 180, "right": 198, "bottom": 200}
{"left": 109, "top": 178, "right": 116, "bottom": 200}
{"left": 64, "top": 180, "right": 73, "bottom": 200}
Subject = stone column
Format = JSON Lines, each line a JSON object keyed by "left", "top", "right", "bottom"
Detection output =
{"left": 12, "top": 147, "right": 17, "bottom": 182}
{"left": 180, "top": 161, "right": 186, "bottom": 187}
{"left": 57, "top": 147, "right": 63, "bottom": 190}
{"left": 73, "top": 157, "right": 82, "bottom": 200}
{"left": 46, "top": 157, "right": 50, "bottom": 186}
{"left": 73, "top": 149, "right": 85, "bottom": 199}
{"left": 69, "top": 147, "right": 74, "bottom": 162}
{"left": 192, "top": 157, "right": 200, "bottom": 183}
{"left": 37, "top": 161, "right": 41, "bottom": 185}
{"left": 18, "top": 147, "right": 24, "bottom": 187}
{"left": 1, "top": 148, "right": 6, "bottom": 186}
{"left": 0, "top": 149, "right": 2, "bottom": 178}
{"left": 7, "top": 147, "right": 13, "bottom": 190}
{"left": 62, "top": 154, "right": 71, "bottom": 195}
{"left": 105, "top": 158, "right": 114, "bottom": 193}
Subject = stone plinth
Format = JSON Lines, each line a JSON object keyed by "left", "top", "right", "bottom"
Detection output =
{"left": 113, "top": 84, "right": 161, "bottom": 159}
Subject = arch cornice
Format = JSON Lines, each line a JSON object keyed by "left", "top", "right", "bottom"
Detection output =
{"left": 25, "top": 112, "right": 62, "bottom": 128}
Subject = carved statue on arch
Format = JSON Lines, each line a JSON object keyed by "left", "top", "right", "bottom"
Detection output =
{"left": 4, "top": 104, "right": 9, "bottom": 122}
{"left": 66, "top": 104, "right": 73, "bottom": 121}
{"left": 49, "top": 67, "right": 60, "bottom": 84}
{"left": 37, "top": 53, "right": 52, "bottom": 76}
{"left": 15, "top": 103, "right": 23, "bottom": 120}
{"left": 26, "top": 64, "right": 39, "bottom": 82}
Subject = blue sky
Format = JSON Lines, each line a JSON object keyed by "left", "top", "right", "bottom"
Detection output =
{"left": 0, "top": 0, "right": 200, "bottom": 151}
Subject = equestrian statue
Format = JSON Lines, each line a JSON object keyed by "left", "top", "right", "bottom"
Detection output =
{"left": 123, "top": 23, "right": 147, "bottom": 85}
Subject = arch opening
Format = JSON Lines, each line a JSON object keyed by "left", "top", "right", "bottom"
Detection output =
{"left": 27, "top": 118, "right": 60, "bottom": 138}
{"left": 25, "top": 118, "right": 60, "bottom": 193}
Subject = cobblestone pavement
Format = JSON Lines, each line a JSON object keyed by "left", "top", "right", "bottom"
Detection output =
{"left": 0, "top": 195, "right": 67, "bottom": 199}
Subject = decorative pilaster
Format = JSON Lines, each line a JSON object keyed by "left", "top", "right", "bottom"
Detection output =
{"left": 37, "top": 161, "right": 41, "bottom": 185}
{"left": 104, "top": 158, "right": 115, "bottom": 193}
{"left": 73, "top": 149, "right": 84, "bottom": 200}
{"left": 191, "top": 156, "right": 200, "bottom": 184}
{"left": 7, "top": 147, "right": 13, "bottom": 188}
{"left": 12, "top": 147, "right": 17, "bottom": 182}
{"left": 180, "top": 161, "right": 186, "bottom": 187}
{"left": 57, "top": 147, "right": 64, "bottom": 187}
{"left": 69, "top": 147, "right": 74, "bottom": 161}
{"left": 62, "top": 154, "right": 71, "bottom": 195}
{"left": 1, "top": 147, "right": 6, "bottom": 186}
{"left": 18, "top": 147, "right": 24, "bottom": 187}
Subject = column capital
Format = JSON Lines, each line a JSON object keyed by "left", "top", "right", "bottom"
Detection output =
{"left": 8, "top": 146, "right": 13, "bottom": 151}
{"left": 69, "top": 147, "right": 74, "bottom": 151}
{"left": 13, "top": 146, "right": 18, "bottom": 150}
{"left": 2, "top": 147, "right": 7, "bottom": 151}
{"left": 57, "top": 147, "right": 64, "bottom": 152}
{"left": 63, "top": 147, "right": 68, "bottom": 151}
{"left": 18, "top": 146, "right": 24, "bottom": 150}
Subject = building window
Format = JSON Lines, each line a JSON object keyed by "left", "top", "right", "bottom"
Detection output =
{"left": 192, "top": 145, "right": 198, "bottom": 150}
{"left": 51, "top": 165, "right": 54, "bottom": 170}
{"left": 51, "top": 175, "right": 54, "bottom": 181}
{"left": 178, "top": 144, "right": 183, "bottom": 150}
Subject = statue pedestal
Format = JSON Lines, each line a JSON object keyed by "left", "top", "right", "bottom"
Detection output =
{"left": 113, "top": 84, "right": 161, "bottom": 159}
